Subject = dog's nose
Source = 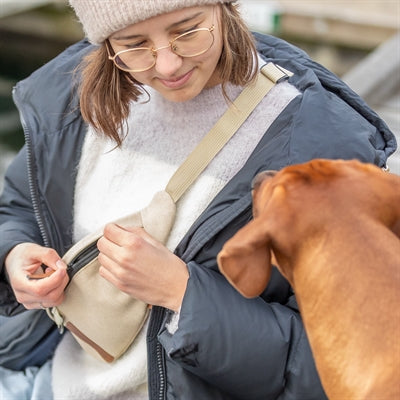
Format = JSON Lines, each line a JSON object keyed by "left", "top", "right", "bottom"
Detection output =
{"left": 252, "top": 170, "right": 277, "bottom": 191}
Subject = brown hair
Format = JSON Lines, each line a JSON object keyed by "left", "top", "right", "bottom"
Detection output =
{"left": 78, "top": 2, "right": 258, "bottom": 146}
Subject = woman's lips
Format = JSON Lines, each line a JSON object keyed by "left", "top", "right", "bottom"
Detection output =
{"left": 159, "top": 69, "right": 194, "bottom": 89}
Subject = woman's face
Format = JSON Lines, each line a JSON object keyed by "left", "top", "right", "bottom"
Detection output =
{"left": 108, "top": 5, "right": 223, "bottom": 103}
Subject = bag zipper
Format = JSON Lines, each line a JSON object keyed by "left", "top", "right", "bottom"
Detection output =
{"left": 66, "top": 241, "right": 99, "bottom": 278}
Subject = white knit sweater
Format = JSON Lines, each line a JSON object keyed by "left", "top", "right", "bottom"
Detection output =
{"left": 52, "top": 70, "right": 300, "bottom": 399}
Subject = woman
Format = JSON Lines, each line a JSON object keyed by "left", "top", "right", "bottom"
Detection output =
{"left": 0, "top": 1, "right": 396, "bottom": 399}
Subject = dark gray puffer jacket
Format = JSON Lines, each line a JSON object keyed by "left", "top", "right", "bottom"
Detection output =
{"left": 0, "top": 32, "right": 396, "bottom": 399}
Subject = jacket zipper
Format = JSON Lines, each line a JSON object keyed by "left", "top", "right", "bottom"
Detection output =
{"left": 157, "top": 340, "right": 166, "bottom": 400}
{"left": 148, "top": 306, "right": 167, "bottom": 400}
{"left": 19, "top": 112, "right": 50, "bottom": 247}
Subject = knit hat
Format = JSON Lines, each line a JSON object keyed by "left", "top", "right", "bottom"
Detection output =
{"left": 69, "top": 0, "right": 234, "bottom": 45}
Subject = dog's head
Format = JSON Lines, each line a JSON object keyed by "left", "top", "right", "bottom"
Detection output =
{"left": 217, "top": 159, "right": 400, "bottom": 298}
{"left": 217, "top": 166, "right": 293, "bottom": 298}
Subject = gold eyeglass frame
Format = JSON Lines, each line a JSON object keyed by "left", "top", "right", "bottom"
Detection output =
{"left": 106, "top": 25, "right": 215, "bottom": 73}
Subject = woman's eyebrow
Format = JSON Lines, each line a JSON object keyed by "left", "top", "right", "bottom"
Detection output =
{"left": 166, "top": 12, "right": 204, "bottom": 30}
{"left": 111, "top": 33, "right": 143, "bottom": 41}
{"left": 111, "top": 12, "right": 204, "bottom": 41}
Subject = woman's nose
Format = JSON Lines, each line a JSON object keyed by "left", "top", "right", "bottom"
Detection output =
{"left": 153, "top": 46, "right": 183, "bottom": 77}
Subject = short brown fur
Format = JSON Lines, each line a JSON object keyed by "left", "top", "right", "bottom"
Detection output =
{"left": 218, "top": 159, "right": 400, "bottom": 400}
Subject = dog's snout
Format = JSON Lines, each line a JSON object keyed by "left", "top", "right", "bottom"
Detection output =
{"left": 252, "top": 170, "right": 277, "bottom": 191}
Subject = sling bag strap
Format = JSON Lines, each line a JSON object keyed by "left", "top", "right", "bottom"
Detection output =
{"left": 166, "top": 62, "right": 290, "bottom": 202}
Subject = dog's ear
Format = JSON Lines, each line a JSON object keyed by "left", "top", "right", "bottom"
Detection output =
{"left": 217, "top": 218, "right": 274, "bottom": 298}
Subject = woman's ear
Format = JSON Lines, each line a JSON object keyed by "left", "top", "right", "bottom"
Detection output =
{"left": 217, "top": 218, "right": 273, "bottom": 298}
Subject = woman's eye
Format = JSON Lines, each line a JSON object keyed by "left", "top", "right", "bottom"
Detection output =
{"left": 176, "top": 29, "right": 200, "bottom": 42}
{"left": 128, "top": 40, "right": 147, "bottom": 49}
{"left": 175, "top": 25, "right": 199, "bottom": 36}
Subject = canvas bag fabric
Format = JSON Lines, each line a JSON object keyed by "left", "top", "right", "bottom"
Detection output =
{"left": 48, "top": 191, "right": 175, "bottom": 363}
{"left": 46, "top": 63, "right": 289, "bottom": 363}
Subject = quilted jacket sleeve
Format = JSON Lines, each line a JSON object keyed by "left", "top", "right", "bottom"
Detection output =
{"left": 0, "top": 146, "right": 43, "bottom": 315}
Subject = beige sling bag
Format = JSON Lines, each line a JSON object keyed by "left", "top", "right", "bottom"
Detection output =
{"left": 45, "top": 63, "right": 289, "bottom": 363}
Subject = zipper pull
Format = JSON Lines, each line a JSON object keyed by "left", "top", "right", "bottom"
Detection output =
{"left": 46, "top": 307, "right": 65, "bottom": 334}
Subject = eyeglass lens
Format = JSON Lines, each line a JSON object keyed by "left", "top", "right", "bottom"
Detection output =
{"left": 114, "top": 28, "right": 214, "bottom": 72}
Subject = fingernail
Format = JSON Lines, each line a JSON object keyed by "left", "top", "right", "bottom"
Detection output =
{"left": 56, "top": 260, "right": 67, "bottom": 270}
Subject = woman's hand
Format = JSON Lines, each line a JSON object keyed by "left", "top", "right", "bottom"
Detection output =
{"left": 97, "top": 224, "right": 189, "bottom": 312}
{"left": 5, "top": 243, "right": 69, "bottom": 309}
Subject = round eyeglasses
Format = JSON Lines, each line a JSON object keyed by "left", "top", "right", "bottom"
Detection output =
{"left": 107, "top": 26, "right": 215, "bottom": 73}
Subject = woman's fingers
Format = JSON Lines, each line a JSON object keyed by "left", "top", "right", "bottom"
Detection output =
{"left": 97, "top": 223, "right": 188, "bottom": 311}
{"left": 20, "top": 266, "right": 69, "bottom": 307}
{"left": 5, "top": 243, "right": 69, "bottom": 309}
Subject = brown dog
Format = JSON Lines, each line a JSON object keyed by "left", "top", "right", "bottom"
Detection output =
{"left": 218, "top": 159, "right": 400, "bottom": 400}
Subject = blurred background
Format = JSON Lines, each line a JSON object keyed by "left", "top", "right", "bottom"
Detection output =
{"left": 0, "top": 0, "right": 399, "bottom": 191}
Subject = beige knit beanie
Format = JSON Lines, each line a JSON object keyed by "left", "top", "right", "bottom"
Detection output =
{"left": 69, "top": 0, "right": 234, "bottom": 44}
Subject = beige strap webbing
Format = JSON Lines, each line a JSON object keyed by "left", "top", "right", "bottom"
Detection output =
{"left": 165, "top": 62, "right": 289, "bottom": 202}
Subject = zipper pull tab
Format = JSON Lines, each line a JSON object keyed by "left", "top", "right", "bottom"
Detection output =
{"left": 46, "top": 307, "right": 65, "bottom": 334}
